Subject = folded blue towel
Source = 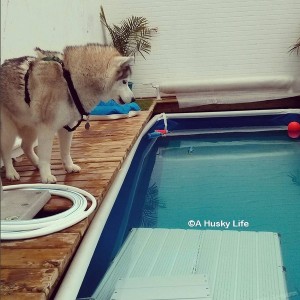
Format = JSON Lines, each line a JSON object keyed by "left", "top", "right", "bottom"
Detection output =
{"left": 90, "top": 99, "right": 141, "bottom": 115}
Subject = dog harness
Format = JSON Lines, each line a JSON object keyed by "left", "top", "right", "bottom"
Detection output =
{"left": 24, "top": 56, "right": 90, "bottom": 132}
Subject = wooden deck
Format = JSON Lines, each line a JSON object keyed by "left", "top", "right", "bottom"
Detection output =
{"left": 0, "top": 108, "right": 154, "bottom": 299}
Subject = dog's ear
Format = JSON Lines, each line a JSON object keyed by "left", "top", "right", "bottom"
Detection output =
{"left": 113, "top": 56, "right": 134, "bottom": 80}
{"left": 112, "top": 56, "right": 134, "bottom": 68}
{"left": 35, "top": 47, "right": 46, "bottom": 58}
{"left": 34, "top": 47, "right": 63, "bottom": 60}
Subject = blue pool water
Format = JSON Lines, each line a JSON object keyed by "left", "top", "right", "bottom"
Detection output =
{"left": 78, "top": 113, "right": 300, "bottom": 299}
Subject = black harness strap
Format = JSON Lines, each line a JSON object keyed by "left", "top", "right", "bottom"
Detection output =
{"left": 63, "top": 119, "right": 83, "bottom": 132}
{"left": 24, "top": 56, "right": 90, "bottom": 132}
{"left": 24, "top": 62, "right": 33, "bottom": 105}
{"left": 62, "top": 68, "right": 89, "bottom": 117}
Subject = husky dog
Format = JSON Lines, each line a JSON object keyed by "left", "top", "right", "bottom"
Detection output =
{"left": 0, "top": 44, "right": 135, "bottom": 183}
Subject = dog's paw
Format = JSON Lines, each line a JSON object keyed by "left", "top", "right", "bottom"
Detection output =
{"left": 65, "top": 164, "right": 81, "bottom": 173}
{"left": 6, "top": 169, "right": 20, "bottom": 181}
{"left": 41, "top": 174, "right": 57, "bottom": 184}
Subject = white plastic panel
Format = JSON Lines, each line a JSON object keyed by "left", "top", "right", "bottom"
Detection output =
{"left": 93, "top": 229, "right": 287, "bottom": 300}
{"left": 110, "top": 275, "right": 211, "bottom": 300}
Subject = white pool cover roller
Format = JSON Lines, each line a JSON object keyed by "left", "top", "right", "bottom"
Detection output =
{"left": 159, "top": 76, "right": 300, "bottom": 94}
{"left": 158, "top": 76, "right": 300, "bottom": 108}
{"left": 94, "top": 228, "right": 288, "bottom": 300}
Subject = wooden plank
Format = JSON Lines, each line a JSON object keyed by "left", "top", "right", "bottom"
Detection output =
{"left": 13, "top": 161, "right": 121, "bottom": 172}
{"left": 60, "top": 217, "right": 90, "bottom": 235}
{"left": 1, "top": 248, "right": 73, "bottom": 272}
{"left": 1, "top": 233, "right": 80, "bottom": 250}
{"left": 71, "top": 156, "right": 125, "bottom": 163}
{"left": 0, "top": 268, "right": 58, "bottom": 296}
{"left": 9, "top": 167, "right": 117, "bottom": 177}
{"left": 52, "top": 142, "right": 132, "bottom": 149}
{"left": 1, "top": 292, "right": 46, "bottom": 300}
{"left": 7, "top": 173, "right": 115, "bottom": 183}
{"left": 50, "top": 151, "right": 126, "bottom": 159}
{"left": 2, "top": 178, "right": 110, "bottom": 192}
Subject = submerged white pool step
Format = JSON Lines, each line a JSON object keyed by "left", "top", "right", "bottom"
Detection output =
{"left": 93, "top": 229, "right": 288, "bottom": 300}
{"left": 111, "top": 275, "right": 212, "bottom": 300}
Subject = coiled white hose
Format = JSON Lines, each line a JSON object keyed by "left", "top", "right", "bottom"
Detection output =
{"left": 1, "top": 184, "right": 97, "bottom": 240}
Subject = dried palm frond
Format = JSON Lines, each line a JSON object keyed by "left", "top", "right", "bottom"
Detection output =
{"left": 289, "top": 38, "right": 300, "bottom": 55}
{"left": 100, "top": 6, "right": 157, "bottom": 58}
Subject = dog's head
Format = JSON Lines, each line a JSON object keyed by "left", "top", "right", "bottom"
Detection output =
{"left": 108, "top": 56, "right": 135, "bottom": 104}
{"left": 63, "top": 44, "right": 135, "bottom": 104}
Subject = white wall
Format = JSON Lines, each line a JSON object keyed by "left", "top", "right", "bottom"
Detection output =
{"left": 1, "top": 0, "right": 104, "bottom": 61}
{"left": 101, "top": 0, "right": 300, "bottom": 97}
{"left": 2, "top": 0, "right": 300, "bottom": 98}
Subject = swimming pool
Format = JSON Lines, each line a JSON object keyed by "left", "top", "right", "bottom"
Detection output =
{"left": 69, "top": 110, "right": 300, "bottom": 299}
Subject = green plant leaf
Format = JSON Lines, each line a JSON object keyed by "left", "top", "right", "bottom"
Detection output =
{"left": 99, "top": 6, "right": 156, "bottom": 58}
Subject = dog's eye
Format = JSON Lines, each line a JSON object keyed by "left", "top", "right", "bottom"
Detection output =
{"left": 122, "top": 80, "right": 127, "bottom": 84}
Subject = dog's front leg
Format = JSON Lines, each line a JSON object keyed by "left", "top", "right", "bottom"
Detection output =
{"left": 58, "top": 128, "right": 81, "bottom": 173}
{"left": 37, "top": 126, "right": 57, "bottom": 183}
{"left": 1, "top": 120, "right": 20, "bottom": 181}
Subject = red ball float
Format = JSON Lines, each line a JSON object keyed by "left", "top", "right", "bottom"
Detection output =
{"left": 288, "top": 121, "right": 300, "bottom": 139}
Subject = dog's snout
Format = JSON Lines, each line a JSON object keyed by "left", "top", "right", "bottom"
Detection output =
{"left": 131, "top": 97, "right": 136, "bottom": 102}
